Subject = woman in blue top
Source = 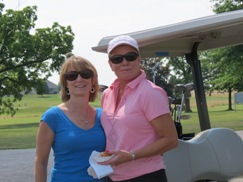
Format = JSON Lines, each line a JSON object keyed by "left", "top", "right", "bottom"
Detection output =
{"left": 35, "top": 54, "right": 106, "bottom": 182}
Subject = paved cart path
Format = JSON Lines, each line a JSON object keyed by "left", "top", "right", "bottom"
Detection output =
{"left": 0, "top": 149, "right": 53, "bottom": 182}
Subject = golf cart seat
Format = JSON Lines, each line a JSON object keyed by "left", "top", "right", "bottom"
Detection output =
{"left": 163, "top": 128, "right": 243, "bottom": 182}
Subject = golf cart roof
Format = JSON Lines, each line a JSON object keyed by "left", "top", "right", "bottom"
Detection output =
{"left": 92, "top": 9, "right": 243, "bottom": 57}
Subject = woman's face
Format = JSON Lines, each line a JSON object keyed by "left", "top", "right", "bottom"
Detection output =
{"left": 65, "top": 66, "right": 93, "bottom": 99}
{"left": 108, "top": 45, "right": 141, "bottom": 83}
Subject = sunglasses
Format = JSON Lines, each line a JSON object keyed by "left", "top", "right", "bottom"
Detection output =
{"left": 109, "top": 52, "right": 139, "bottom": 64}
{"left": 64, "top": 70, "right": 93, "bottom": 81}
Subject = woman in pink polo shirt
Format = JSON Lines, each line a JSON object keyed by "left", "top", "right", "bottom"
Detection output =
{"left": 99, "top": 35, "right": 178, "bottom": 182}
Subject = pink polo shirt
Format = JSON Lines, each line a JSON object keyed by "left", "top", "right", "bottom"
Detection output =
{"left": 100, "top": 70, "right": 170, "bottom": 181}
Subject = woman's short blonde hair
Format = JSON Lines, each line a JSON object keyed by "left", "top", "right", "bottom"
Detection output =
{"left": 59, "top": 54, "right": 99, "bottom": 102}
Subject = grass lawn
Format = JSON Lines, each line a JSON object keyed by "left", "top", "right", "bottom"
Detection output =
{"left": 0, "top": 92, "right": 242, "bottom": 150}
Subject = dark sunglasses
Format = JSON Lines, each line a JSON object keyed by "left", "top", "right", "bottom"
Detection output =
{"left": 64, "top": 70, "right": 93, "bottom": 81}
{"left": 109, "top": 52, "right": 139, "bottom": 64}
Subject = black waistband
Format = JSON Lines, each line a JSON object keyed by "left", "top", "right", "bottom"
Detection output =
{"left": 106, "top": 169, "right": 167, "bottom": 182}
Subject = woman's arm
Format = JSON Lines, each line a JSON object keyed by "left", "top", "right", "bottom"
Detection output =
{"left": 35, "top": 122, "right": 54, "bottom": 182}
{"left": 135, "top": 113, "right": 178, "bottom": 157}
{"left": 100, "top": 113, "right": 178, "bottom": 166}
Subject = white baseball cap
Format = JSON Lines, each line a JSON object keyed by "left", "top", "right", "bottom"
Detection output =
{"left": 107, "top": 35, "right": 139, "bottom": 54}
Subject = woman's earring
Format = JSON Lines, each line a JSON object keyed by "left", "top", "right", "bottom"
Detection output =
{"left": 66, "top": 89, "right": 70, "bottom": 95}
{"left": 90, "top": 87, "right": 95, "bottom": 93}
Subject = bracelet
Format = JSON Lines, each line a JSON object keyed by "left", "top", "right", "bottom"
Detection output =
{"left": 130, "top": 150, "right": 136, "bottom": 161}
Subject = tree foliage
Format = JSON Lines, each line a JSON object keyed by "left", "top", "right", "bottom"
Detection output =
{"left": 208, "top": 0, "right": 243, "bottom": 110}
{"left": 36, "top": 80, "right": 49, "bottom": 96}
{"left": 167, "top": 56, "right": 193, "bottom": 84}
{"left": 207, "top": 47, "right": 243, "bottom": 91}
{"left": 211, "top": 0, "right": 243, "bottom": 13}
{"left": 0, "top": 3, "right": 74, "bottom": 115}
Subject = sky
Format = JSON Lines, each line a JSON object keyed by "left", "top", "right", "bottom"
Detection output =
{"left": 3, "top": 0, "right": 214, "bottom": 86}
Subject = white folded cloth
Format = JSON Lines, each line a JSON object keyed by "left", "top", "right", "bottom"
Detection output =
{"left": 88, "top": 151, "right": 113, "bottom": 179}
{"left": 87, "top": 166, "right": 98, "bottom": 178}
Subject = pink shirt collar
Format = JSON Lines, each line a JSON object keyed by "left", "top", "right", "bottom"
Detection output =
{"left": 109, "top": 70, "right": 146, "bottom": 91}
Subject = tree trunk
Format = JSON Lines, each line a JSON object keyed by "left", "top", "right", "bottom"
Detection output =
{"left": 228, "top": 87, "right": 233, "bottom": 110}
{"left": 185, "top": 90, "right": 193, "bottom": 113}
{"left": 185, "top": 98, "right": 193, "bottom": 113}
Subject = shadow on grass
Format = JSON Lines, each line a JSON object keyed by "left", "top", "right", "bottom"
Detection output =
{"left": 37, "top": 95, "right": 52, "bottom": 98}
{"left": 209, "top": 108, "right": 243, "bottom": 113}
{"left": 0, "top": 123, "right": 39, "bottom": 129}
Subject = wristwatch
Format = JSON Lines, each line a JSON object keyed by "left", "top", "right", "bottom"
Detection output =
{"left": 130, "top": 150, "right": 136, "bottom": 162}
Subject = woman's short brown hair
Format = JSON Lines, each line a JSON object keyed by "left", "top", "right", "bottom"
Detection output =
{"left": 59, "top": 55, "right": 99, "bottom": 102}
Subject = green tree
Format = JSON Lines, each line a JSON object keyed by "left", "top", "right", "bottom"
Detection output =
{"left": 208, "top": 0, "right": 243, "bottom": 110}
{"left": 168, "top": 57, "right": 192, "bottom": 84}
{"left": 204, "top": 47, "right": 243, "bottom": 110}
{"left": 198, "top": 51, "right": 221, "bottom": 96}
{"left": 0, "top": 3, "right": 74, "bottom": 115}
{"left": 211, "top": 0, "right": 243, "bottom": 12}
{"left": 36, "top": 79, "right": 49, "bottom": 96}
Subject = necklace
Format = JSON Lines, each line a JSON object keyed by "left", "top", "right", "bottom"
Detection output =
{"left": 66, "top": 102, "right": 91, "bottom": 129}
{"left": 83, "top": 120, "right": 89, "bottom": 128}
{"left": 80, "top": 109, "right": 90, "bottom": 129}
{"left": 80, "top": 106, "right": 94, "bottom": 129}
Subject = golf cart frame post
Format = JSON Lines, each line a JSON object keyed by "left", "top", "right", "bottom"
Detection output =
{"left": 185, "top": 42, "right": 211, "bottom": 130}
